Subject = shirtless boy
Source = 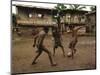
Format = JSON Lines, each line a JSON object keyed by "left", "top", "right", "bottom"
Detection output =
{"left": 68, "top": 26, "right": 85, "bottom": 59}
{"left": 32, "top": 27, "right": 57, "bottom": 66}
{"left": 52, "top": 27, "right": 65, "bottom": 57}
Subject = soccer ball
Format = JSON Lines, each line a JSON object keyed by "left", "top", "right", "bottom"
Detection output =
{"left": 67, "top": 52, "right": 72, "bottom": 57}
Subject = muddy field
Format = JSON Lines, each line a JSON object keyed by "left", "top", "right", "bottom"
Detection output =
{"left": 12, "top": 32, "right": 96, "bottom": 74}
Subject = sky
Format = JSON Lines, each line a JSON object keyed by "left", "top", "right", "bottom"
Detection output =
{"left": 12, "top": 0, "right": 93, "bottom": 14}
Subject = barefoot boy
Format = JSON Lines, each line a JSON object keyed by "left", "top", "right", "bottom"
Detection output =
{"left": 32, "top": 27, "right": 57, "bottom": 66}
{"left": 52, "top": 27, "right": 65, "bottom": 57}
{"left": 68, "top": 26, "right": 84, "bottom": 59}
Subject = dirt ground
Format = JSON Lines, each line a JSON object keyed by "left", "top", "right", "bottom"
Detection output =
{"left": 12, "top": 32, "right": 96, "bottom": 74}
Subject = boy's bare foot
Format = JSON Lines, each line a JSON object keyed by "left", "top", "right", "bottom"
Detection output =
{"left": 51, "top": 63, "right": 57, "bottom": 66}
{"left": 32, "top": 62, "right": 37, "bottom": 65}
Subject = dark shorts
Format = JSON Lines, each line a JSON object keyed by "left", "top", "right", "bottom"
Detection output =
{"left": 36, "top": 45, "right": 44, "bottom": 51}
{"left": 54, "top": 41, "right": 62, "bottom": 48}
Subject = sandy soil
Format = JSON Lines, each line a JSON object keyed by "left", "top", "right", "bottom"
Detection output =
{"left": 12, "top": 33, "right": 96, "bottom": 74}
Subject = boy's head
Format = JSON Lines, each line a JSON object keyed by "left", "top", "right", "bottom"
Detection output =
{"left": 43, "top": 27, "right": 49, "bottom": 33}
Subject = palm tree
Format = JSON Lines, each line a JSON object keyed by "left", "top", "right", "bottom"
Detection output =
{"left": 12, "top": 14, "right": 20, "bottom": 27}
{"left": 12, "top": 14, "right": 17, "bottom": 26}
{"left": 54, "top": 3, "right": 67, "bottom": 32}
{"left": 12, "top": 14, "right": 21, "bottom": 36}
{"left": 69, "top": 4, "right": 86, "bottom": 20}
{"left": 69, "top": 4, "right": 86, "bottom": 10}
{"left": 90, "top": 6, "right": 96, "bottom": 11}
{"left": 68, "top": 4, "right": 86, "bottom": 30}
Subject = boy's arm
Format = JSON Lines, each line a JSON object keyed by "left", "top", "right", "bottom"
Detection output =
{"left": 76, "top": 26, "right": 84, "bottom": 31}
{"left": 75, "top": 26, "right": 85, "bottom": 31}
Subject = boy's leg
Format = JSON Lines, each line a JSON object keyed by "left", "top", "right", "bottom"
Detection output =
{"left": 70, "top": 48, "right": 77, "bottom": 59}
{"left": 53, "top": 43, "right": 58, "bottom": 56}
{"left": 73, "top": 41, "right": 77, "bottom": 54}
{"left": 53, "top": 47, "right": 56, "bottom": 56}
{"left": 53, "top": 44, "right": 58, "bottom": 56}
{"left": 43, "top": 47, "right": 57, "bottom": 66}
{"left": 32, "top": 50, "right": 42, "bottom": 65}
{"left": 74, "top": 49, "right": 77, "bottom": 54}
{"left": 71, "top": 48, "right": 74, "bottom": 59}
{"left": 69, "top": 42, "right": 75, "bottom": 59}
{"left": 60, "top": 45, "right": 65, "bottom": 57}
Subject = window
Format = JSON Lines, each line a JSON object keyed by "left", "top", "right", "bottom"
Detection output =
{"left": 37, "top": 14, "right": 44, "bottom": 18}
{"left": 29, "top": 13, "right": 32, "bottom": 18}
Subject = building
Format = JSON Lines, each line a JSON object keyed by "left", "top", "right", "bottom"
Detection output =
{"left": 85, "top": 11, "right": 96, "bottom": 33}
{"left": 12, "top": 4, "right": 92, "bottom": 36}
{"left": 13, "top": 4, "right": 88, "bottom": 27}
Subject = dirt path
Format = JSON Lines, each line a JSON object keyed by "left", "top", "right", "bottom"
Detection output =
{"left": 12, "top": 34, "right": 96, "bottom": 74}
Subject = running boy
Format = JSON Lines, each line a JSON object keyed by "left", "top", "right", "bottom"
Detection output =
{"left": 32, "top": 27, "right": 57, "bottom": 66}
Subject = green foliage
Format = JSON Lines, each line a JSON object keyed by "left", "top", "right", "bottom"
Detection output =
{"left": 12, "top": 14, "right": 17, "bottom": 26}
{"left": 55, "top": 3, "right": 67, "bottom": 16}
{"left": 53, "top": 4, "right": 67, "bottom": 31}
{"left": 55, "top": 3, "right": 67, "bottom": 11}
{"left": 52, "top": 4, "right": 67, "bottom": 19}
{"left": 69, "top": 4, "right": 86, "bottom": 10}
{"left": 12, "top": 14, "right": 20, "bottom": 27}
{"left": 90, "top": 6, "right": 96, "bottom": 11}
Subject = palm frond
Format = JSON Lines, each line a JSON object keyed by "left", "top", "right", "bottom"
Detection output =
{"left": 78, "top": 6, "right": 86, "bottom": 10}
{"left": 69, "top": 4, "right": 86, "bottom": 10}
{"left": 90, "top": 6, "right": 96, "bottom": 11}
{"left": 69, "top": 4, "right": 74, "bottom": 9}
